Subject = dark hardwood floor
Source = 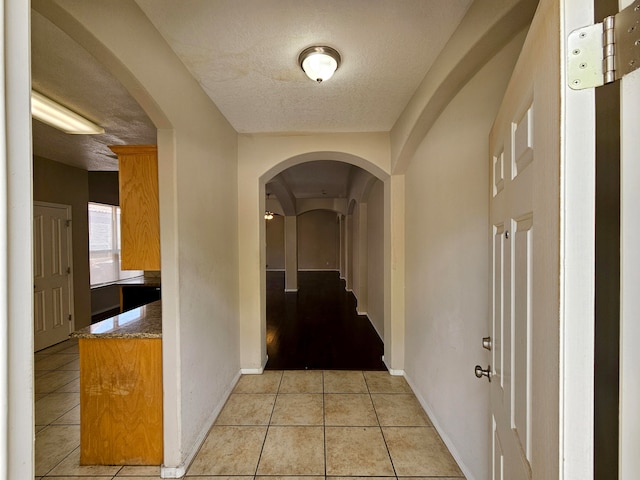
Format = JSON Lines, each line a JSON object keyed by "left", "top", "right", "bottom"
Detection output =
{"left": 265, "top": 270, "right": 386, "bottom": 370}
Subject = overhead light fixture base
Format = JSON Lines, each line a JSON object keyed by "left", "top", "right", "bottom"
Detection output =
{"left": 299, "top": 46, "right": 341, "bottom": 83}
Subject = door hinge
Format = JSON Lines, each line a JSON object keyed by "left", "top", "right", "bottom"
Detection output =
{"left": 66, "top": 267, "right": 71, "bottom": 274}
{"left": 65, "top": 219, "right": 71, "bottom": 227}
{"left": 568, "top": 1, "right": 640, "bottom": 90}
{"left": 68, "top": 314, "right": 72, "bottom": 321}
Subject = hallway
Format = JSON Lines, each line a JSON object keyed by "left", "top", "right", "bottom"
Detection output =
{"left": 34, "top": 341, "right": 466, "bottom": 478}
{"left": 265, "top": 271, "right": 386, "bottom": 370}
{"left": 187, "top": 370, "right": 465, "bottom": 477}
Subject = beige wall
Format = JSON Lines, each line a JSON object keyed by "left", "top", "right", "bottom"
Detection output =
{"left": 351, "top": 203, "right": 362, "bottom": 301}
{"left": 37, "top": 2, "right": 241, "bottom": 475}
{"left": 238, "top": 133, "right": 392, "bottom": 371}
{"left": 298, "top": 210, "right": 339, "bottom": 270}
{"left": 403, "top": 31, "right": 526, "bottom": 479}
{"left": 390, "top": 0, "right": 537, "bottom": 172}
{"left": 5, "top": 1, "right": 587, "bottom": 479}
{"left": 366, "top": 180, "right": 384, "bottom": 337}
{"left": 265, "top": 214, "right": 284, "bottom": 270}
{"left": 88, "top": 171, "right": 119, "bottom": 206}
{"left": 267, "top": 209, "right": 341, "bottom": 272}
{"left": 33, "top": 156, "right": 91, "bottom": 330}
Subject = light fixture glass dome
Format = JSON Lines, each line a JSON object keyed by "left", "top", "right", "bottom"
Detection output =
{"left": 299, "top": 46, "right": 341, "bottom": 83}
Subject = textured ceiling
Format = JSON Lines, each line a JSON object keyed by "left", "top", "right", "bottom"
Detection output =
{"left": 272, "top": 161, "right": 355, "bottom": 199}
{"left": 31, "top": 9, "right": 156, "bottom": 171}
{"left": 31, "top": 0, "right": 472, "bottom": 196}
{"left": 135, "top": 0, "right": 472, "bottom": 133}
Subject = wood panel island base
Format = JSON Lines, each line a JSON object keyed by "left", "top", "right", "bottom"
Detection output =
{"left": 72, "top": 302, "right": 163, "bottom": 465}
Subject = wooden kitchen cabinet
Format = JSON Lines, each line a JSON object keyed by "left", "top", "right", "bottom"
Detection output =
{"left": 110, "top": 145, "right": 160, "bottom": 270}
{"left": 79, "top": 337, "right": 163, "bottom": 465}
{"left": 73, "top": 302, "right": 164, "bottom": 466}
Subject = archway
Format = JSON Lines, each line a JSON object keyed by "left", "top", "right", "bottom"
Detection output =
{"left": 32, "top": 2, "right": 242, "bottom": 475}
{"left": 258, "top": 152, "right": 389, "bottom": 370}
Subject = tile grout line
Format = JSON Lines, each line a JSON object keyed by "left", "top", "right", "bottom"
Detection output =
{"left": 252, "top": 370, "right": 283, "bottom": 477}
{"left": 36, "top": 363, "right": 462, "bottom": 479}
{"left": 322, "top": 370, "right": 327, "bottom": 478}
{"left": 36, "top": 387, "right": 79, "bottom": 477}
{"left": 365, "top": 371, "right": 399, "bottom": 479}
{"left": 34, "top": 343, "right": 123, "bottom": 479}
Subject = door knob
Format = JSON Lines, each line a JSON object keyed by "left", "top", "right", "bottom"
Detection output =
{"left": 474, "top": 365, "right": 492, "bottom": 382}
{"left": 482, "top": 336, "right": 492, "bottom": 350}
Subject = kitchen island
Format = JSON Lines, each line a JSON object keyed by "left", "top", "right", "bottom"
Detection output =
{"left": 71, "top": 301, "right": 163, "bottom": 465}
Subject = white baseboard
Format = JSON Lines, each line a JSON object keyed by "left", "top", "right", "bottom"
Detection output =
{"left": 240, "top": 355, "right": 268, "bottom": 374}
{"left": 381, "top": 356, "right": 404, "bottom": 376}
{"left": 160, "top": 465, "right": 186, "bottom": 477}
{"left": 241, "top": 367, "right": 265, "bottom": 374}
{"left": 403, "top": 372, "right": 475, "bottom": 480}
{"left": 161, "top": 369, "right": 242, "bottom": 478}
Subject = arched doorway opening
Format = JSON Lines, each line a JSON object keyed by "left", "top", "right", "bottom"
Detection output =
{"left": 260, "top": 155, "right": 388, "bottom": 369}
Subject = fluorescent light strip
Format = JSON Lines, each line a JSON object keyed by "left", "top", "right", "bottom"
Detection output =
{"left": 31, "top": 90, "right": 104, "bottom": 134}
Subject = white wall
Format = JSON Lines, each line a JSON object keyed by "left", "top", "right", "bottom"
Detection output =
{"left": 2, "top": 0, "right": 34, "bottom": 477}
{"left": 34, "top": 1, "right": 240, "bottom": 475}
{"left": 367, "top": 180, "right": 384, "bottom": 337}
{"left": 403, "top": 31, "right": 526, "bottom": 480}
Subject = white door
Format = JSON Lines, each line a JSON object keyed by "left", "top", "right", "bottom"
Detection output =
{"left": 619, "top": 0, "right": 640, "bottom": 475}
{"left": 489, "top": 80, "right": 536, "bottom": 480}
{"left": 488, "top": 0, "right": 563, "bottom": 478}
{"left": 34, "top": 202, "right": 74, "bottom": 351}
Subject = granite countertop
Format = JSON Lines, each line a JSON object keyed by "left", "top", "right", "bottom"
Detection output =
{"left": 72, "top": 300, "right": 162, "bottom": 339}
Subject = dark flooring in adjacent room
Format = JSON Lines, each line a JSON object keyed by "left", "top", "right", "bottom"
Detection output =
{"left": 265, "top": 271, "right": 386, "bottom": 370}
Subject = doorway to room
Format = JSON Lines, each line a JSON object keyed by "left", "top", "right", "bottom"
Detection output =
{"left": 262, "top": 159, "right": 386, "bottom": 370}
{"left": 33, "top": 202, "right": 74, "bottom": 352}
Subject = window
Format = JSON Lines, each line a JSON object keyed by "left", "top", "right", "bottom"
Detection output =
{"left": 88, "top": 202, "right": 142, "bottom": 286}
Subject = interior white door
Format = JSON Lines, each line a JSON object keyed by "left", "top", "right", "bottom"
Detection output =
{"left": 488, "top": 0, "right": 562, "bottom": 478}
{"left": 619, "top": 1, "right": 640, "bottom": 476}
{"left": 489, "top": 91, "right": 535, "bottom": 480}
{"left": 34, "top": 202, "right": 74, "bottom": 351}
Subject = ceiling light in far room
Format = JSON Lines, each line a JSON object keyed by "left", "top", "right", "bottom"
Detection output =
{"left": 265, "top": 192, "right": 275, "bottom": 220}
{"left": 299, "top": 46, "right": 341, "bottom": 83}
{"left": 31, "top": 90, "right": 105, "bottom": 134}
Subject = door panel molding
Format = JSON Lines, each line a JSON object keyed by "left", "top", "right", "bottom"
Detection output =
{"left": 33, "top": 201, "right": 74, "bottom": 351}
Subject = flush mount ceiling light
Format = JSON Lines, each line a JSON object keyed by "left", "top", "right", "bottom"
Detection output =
{"left": 298, "top": 46, "right": 341, "bottom": 83}
{"left": 31, "top": 90, "right": 105, "bottom": 134}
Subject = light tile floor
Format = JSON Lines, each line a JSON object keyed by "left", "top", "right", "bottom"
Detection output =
{"left": 35, "top": 339, "right": 466, "bottom": 479}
